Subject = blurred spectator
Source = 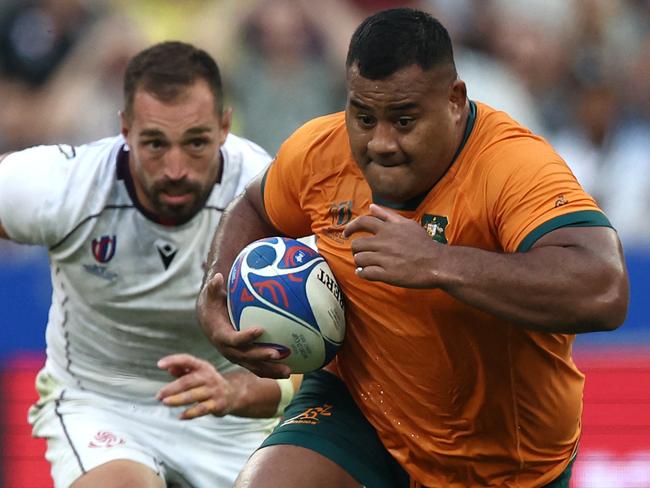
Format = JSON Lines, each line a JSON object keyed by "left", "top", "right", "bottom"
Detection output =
{"left": 228, "top": 0, "right": 346, "bottom": 155}
{"left": 483, "top": 0, "right": 580, "bottom": 134}
{"left": 419, "top": 0, "right": 543, "bottom": 132}
{"left": 0, "top": 0, "right": 649, "bottom": 243}
{"left": 27, "top": 14, "right": 148, "bottom": 145}
{"left": 0, "top": 0, "right": 95, "bottom": 87}
{"left": 0, "top": 0, "right": 100, "bottom": 151}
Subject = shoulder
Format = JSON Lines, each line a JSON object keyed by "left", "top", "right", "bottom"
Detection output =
{"left": 1, "top": 136, "right": 122, "bottom": 174}
{"left": 0, "top": 136, "right": 123, "bottom": 244}
{"left": 223, "top": 133, "right": 271, "bottom": 160}
{"left": 221, "top": 133, "right": 272, "bottom": 185}
{"left": 469, "top": 102, "right": 560, "bottom": 169}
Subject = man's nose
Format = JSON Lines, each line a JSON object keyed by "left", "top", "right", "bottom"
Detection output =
{"left": 367, "top": 122, "right": 398, "bottom": 155}
{"left": 163, "top": 146, "right": 189, "bottom": 180}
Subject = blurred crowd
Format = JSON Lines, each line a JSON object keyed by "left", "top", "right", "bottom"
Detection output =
{"left": 0, "top": 0, "right": 649, "bottom": 248}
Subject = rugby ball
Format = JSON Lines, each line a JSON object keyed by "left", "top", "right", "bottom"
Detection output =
{"left": 227, "top": 237, "right": 346, "bottom": 373}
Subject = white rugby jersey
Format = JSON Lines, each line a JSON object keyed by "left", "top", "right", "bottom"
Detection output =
{"left": 0, "top": 134, "right": 271, "bottom": 400}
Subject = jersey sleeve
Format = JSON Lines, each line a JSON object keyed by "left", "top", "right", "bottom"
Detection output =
{"left": 0, "top": 145, "right": 82, "bottom": 245}
{"left": 261, "top": 124, "right": 318, "bottom": 238}
{"left": 484, "top": 138, "right": 611, "bottom": 253}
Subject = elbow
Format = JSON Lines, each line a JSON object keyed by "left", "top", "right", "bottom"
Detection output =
{"left": 585, "top": 271, "right": 630, "bottom": 332}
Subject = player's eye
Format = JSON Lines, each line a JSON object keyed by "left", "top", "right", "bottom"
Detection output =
{"left": 145, "top": 139, "right": 165, "bottom": 150}
{"left": 188, "top": 138, "right": 208, "bottom": 151}
{"left": 357, "top": 114, "right": 375, "bottom": 128}
{"left": 396, "top": 117, "right": 415, "bottom": 129}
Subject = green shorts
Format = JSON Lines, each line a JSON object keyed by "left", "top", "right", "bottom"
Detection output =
{"left": 260, "top": 370, "right": 575, "bottom": 488}
{"left": 260, "top": 370, "right": 409, "bottom": 487}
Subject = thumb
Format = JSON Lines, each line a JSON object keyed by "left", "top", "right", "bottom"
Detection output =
{"left": 207, "top": 272, "right": 226, "bottom": 300}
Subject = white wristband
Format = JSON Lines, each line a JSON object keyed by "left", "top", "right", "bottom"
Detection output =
{"left": 274, "top": 378, "right": 295, "bottom": 417}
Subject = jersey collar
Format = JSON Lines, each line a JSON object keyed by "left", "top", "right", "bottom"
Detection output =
{"left": 116, "top": 144, "right": 225, "bottom": 226}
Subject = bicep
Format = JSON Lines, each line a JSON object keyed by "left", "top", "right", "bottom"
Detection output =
{"left": 532, "top": 225, "right": 629, "bottom": 305}
{"left": 532, "top": 225, "right": 629, "bottom": 330}
{"left": 532, "top": 225, "right": 624, "bottom": 261}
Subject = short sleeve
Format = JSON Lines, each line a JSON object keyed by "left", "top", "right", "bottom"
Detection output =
{"left": 485, "top": 138, "right": 610, "bottom": 252}
{"left": 0, "top": 145, "right": 88, "bottom": 246}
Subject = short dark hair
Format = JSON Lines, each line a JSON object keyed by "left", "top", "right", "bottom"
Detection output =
{"left": 346, "top": 8, "right": 455, "bottom": 79}
{"left": 123, "top": 41, "right": 223, "bottom": 119}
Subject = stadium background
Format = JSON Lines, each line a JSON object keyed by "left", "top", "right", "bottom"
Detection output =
{"left": 0, "top": 0, "right": 648, "bottom": 486}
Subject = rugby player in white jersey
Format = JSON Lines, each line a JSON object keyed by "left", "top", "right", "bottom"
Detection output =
{"left": 0, "top": 41, "right": 298, "bottom": 488}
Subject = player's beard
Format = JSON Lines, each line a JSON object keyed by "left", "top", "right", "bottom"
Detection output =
{"left": 149, "top": 178, "right": 209, "bottom": 225}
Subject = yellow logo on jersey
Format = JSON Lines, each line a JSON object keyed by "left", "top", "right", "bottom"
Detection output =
{"left": 421, "top": 214, "right": 448, "bottom": 244}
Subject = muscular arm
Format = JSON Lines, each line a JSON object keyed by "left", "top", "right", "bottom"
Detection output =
{"left": 204, "top": 172, "right": 278, "bottom": 285}
{"left": 346, "top": 204, "right": 629, "bottom": 334}
{"left": 437, "top": 226, "right": 628, "bottom": 333}
{"left": 197, "top": 171, "right": 294, "bottom": 377}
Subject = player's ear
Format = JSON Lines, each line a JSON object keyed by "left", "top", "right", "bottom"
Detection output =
{"left": 119, "top": 110, "right": 130, "bottom": 139}
{"left": 219, "top": 108, "right": 232, "bottom": 146}
{"left": 449, "top": 79, "right": 467, "bottom": 121}
{"left": 449, "top": 79, "right": 467, "bottom": 107}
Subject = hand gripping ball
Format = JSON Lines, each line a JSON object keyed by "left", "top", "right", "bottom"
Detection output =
{"left": 227, "top": 237, "right": 345, "bottom": 373}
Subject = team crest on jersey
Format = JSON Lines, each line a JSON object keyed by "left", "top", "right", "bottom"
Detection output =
{"left": 88, "top": 430, "right": 126, "bottom": 448}
{"left": 421, "top": 215, "right": 448, "bottom": 244}
{"left": 155, "top": 239, "right": 178, "bottom": 270}
{"left": 91, "top": 235, "right": 117, "bottom": 263}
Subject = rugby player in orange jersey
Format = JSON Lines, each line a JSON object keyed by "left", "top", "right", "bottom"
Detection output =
{"left": 197, "top": 8, "right": 629, "bottom": 488}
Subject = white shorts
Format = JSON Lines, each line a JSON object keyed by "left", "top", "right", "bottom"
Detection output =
{"left": 28, "top": 370, "right": 278, "bottom": 488}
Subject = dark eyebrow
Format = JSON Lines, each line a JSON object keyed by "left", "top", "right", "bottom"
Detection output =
{"left": 388, "top": 102, "right": 418, "bottom": 112}
{"left": 185, "top": 126, "right": 213, "bottom": 136}
{"left": 139, "top": 126, "right": 213, "bottom": 138}
{"left": 349, "top": 98, "right": 419, "bottom": 112}
{"left": 349, "top": 98, "right": 370, "bottom": 111}
{"left": 139, "top": 129, "right": 165, "bottom": 138}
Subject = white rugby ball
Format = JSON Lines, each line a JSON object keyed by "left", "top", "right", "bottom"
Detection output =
{"left": 227, "top": 237, "right": 345, "bottom": 373}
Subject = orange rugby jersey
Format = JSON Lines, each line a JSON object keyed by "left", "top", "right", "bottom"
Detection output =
{"left": 262, "top": 102, "right": 610, "bottom": 487}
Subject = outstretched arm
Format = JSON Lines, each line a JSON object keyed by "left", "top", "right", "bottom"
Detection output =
{"left": 156, "top": 353, "right": 301, "bottom": 419}
{"left": 345, "top": 204, "right": 629, "bottom": 333}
